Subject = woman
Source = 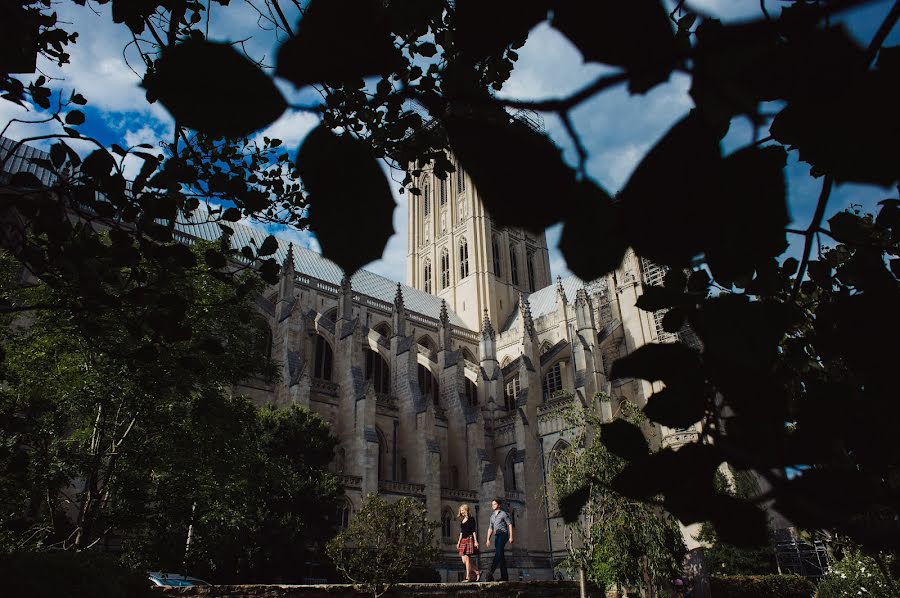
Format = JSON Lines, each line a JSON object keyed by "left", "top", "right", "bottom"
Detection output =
{"left": 456, "top": 503, "right": 481, "bottom": 582}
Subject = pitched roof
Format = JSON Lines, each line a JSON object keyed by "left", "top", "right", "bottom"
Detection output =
{"left": 501, "top": 275, "right": 609, "bottom": 332}
{"left": 0, "top": 136, "right": 468, "bottom": 328}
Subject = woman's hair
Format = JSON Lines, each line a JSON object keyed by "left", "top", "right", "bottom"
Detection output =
{"left": 457, "top": 503, "right": 473, "bottom": 520}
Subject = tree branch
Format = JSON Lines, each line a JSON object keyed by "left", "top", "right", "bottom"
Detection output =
{"left": 791, "top": 175, "right": 833, "bottom": 301}
{"left": 865, "top": 0, "right": 900, "bottom": 66}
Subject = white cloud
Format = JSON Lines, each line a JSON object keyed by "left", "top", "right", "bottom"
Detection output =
{"left": 252, "top": 110, "right": 318, "bottom": 151}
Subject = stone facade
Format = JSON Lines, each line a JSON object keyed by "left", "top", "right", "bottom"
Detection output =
{"left": 230, "top": 152, "right": 701, "bottom": 582}
{"left": 157, "top": 581, "right": 583, "bottom": 598}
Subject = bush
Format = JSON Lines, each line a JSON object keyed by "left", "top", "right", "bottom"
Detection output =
{"left": 816, "top": 548, "right": 898, "bottom": 598}
{"left": 0, "top": 551, "right": 154, "bottom": 598}
{"left": 710, "top": 574, "right": 815, "bottom": 598}
{"left": 402, "top": 566, "right": 441, "bottom": 583}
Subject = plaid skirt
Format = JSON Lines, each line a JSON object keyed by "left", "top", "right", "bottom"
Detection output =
{"left": 458, "top": 536, "right": 478, "bottom": 556}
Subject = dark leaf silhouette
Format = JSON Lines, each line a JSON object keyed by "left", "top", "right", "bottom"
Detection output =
{"left": 705, "top": 145, "right": 788, "bottom": 281}
{"left": 82, "top": 149, "right": 115, "bottom": 178}
{"left": 145, "top": 39, "right": 286, "bottom": 137}
{"left": 444, "top": 108, "right": 576, "bottom": 232}
{"left": 276, "top": 0, "right": 400, "bottom": 89}
{"left": 612, "top": 444, "right": 722, "bottom": 500}
{"left": 453, "top": 0, "right": 549, "bottom": 61}
{"left": 559, "top": 180, "right": 626, "bottom": 280}
{"left": 558, "top": 483, "right": 591, "bottom": 525}
{"left": 600, "top": 420, "right": 648, "bottom": 461}
{"left": 619, "top": 111, "right": 723, "bottom": 266}
{"left": 65, "top": 110, "right": 85, "bottom": 125}
{"left": 296, "top": 125, "right": 394, "bottom": 276}
{"left": 551, "top": 0, "right": 676, "bottom": 93}
{"left": 610, "top": 342, "right": 702, "bottom": 384}
{"left": 643, "top": 387, "right": 706, "bottom": 429}
{"left": 10, "top": 172, "right": 44, "bottom": 187}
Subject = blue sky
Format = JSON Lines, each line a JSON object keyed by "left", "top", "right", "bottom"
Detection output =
{"left": 1, "top": 0, "right": 897, "bottom": 285}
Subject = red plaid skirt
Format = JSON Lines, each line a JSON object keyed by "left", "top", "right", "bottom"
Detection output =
{"left": 458, "top": 536, "right": 478, "bottom": 556}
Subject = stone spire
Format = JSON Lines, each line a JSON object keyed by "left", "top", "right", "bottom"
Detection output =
{"left": 392, "top": 283, "right": 406, "bottom": 337}
{"left": 574, "top": 287, "right": 594, "bottom": 332}
{"left": 520, "top": 293, "right": 535, "bottom": 340}
{"left": 279, "top": 242, "right": 295, "bottom": 299}
{"left": 556, "top": 275, "right": 567, "bottom": 303}
{"left": 481, "top": 308, "right": 495, "bottom": 341}
{"left": 394, "top": 282, "right": 404, "bottom": 310}
{"left": 439, "top": 299, "right": 452, "bottom": 350}
{"left": 338, "top": 274, "right": 353, "bottom": 320}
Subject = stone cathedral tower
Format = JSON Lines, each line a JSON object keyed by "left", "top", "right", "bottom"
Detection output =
{"left": 406, "top": 154, "right": 552, "bottom": 331}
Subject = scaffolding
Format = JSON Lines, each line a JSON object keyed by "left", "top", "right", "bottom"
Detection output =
{"left": 773, "top": 532, "right": 830, "bottom": 581}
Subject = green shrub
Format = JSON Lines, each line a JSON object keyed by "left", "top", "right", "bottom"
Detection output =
{"left": 710, "top": 574, "right": 815, "bottom": 598}
{"left": 0, "top": 551, "right": 154, "bottom": 598}
{"left": 816, "top": 548, "right": 898, "bottom": 598}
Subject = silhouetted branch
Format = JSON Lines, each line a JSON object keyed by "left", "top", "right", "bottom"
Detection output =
{"left": 792, "top": 175, "right": 834, "bottom": 301}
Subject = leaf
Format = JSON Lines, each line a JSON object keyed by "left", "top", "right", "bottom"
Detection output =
{"left": 600, "top": 420, "right": 648, "bottom": 461}
{"left": 65, "top": 110, "right": 85, "bottom": 125}
{"left": 704, "top": 145, "right": 788, "bottom": 281}
{"left": 782, "top": 257, "right": 799, "bottom": 276}
{"left": 770, "top": 65, "right": 899, "bottom": 186}
{"left": 558, "top": 483, "right": 591, "bottom": 524}
{"left": 551, "top": 0, "right": 676, "bottom": 93}
{"left": 610, "top": 342, "right": 702, "bottom": 384}
{"left": 708, "top": 495, "right": 769, "bottom": 547}
{"left": 50, "top": 142, "right": 66, "bottom": 168}
{"left": 276, "top": 0, "right": 400, "bottom": 89}
{"left": 81, "top": 149, "right": 115, "bottom": 178}
{"left": 71, "top": 93, "right": 87, "bottom": 105}
{"left": 454, "top": 0, "right": 550, "bottom": 62}
{"left": 443, "top": 107, "right": 576, "bottom": 232}
{"left": 111, "top": 143, "right": 127, "bottom": 157}
{"left": 643, "top": 386, "right": 706, "bottom": 429}
{"left": 10, "top": 172, "right": 43, "bottom": 187}
{"left": 145, "top": 38, "right": 286, "bottom": 138}
{"left": 619, "top": 111, "right": 724, "bottom": 267}
{"left": 612, "top": 443, "right": 722, "bottom": 500}
{"left": 416, "top": 42, "right": 437, "bottom": 58}
{"left": 222, "top": 207, "right": 241, "bottom": 222}
{"left": 205, "top": 248, "right": 227, "bottom": 269}
{"left": 559, "top": 179, "right": 627, "bottom": 280}
{"left": 634, "top": 286, "right": 692, "bottom": 312}
{"left": 258, "top": 235, "right": 278, "bottom": 257}
{"left": 296, "top": 125, "right": 394, "bottom": 276}
{"left": 827, "top": 211, "right": 871, "bottom": 245}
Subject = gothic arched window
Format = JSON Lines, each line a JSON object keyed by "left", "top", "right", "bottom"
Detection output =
{"left": 373, "top": 322, "right": 391, "bottom": 338}
{"left": 442, "top": 509, "right": 453, "bottom": 538}
{"left": 527, "top": 249, "right": 536, "bottom": 291}
{"left": 365, "top": 349, "right": 391, "bottom": 394}
{"left": 418, "top": 364, "right": 440, "bottom": 409}
{"left": 424, "top": 184, "right": 430, "bottom": 216}
{"left": 399, "top": 457, "right": 408, "bottom": 482}
{"left": 458, "top": 238, "right": 469, "bottom": 279}
{"left": 461, "top": 347, "right": 476, "bottom": 363}
{"left": 492, "top": 235, "right": 502, "bottom": 277}
{"left": 504, "top": 449, "right": 518, "bottom": 491}
{"left": 439, "top": 177, "right": 447, "bottom": 205}
{"left": 465, "top": 378, "right": 478, "bottom": 408}
{"left": 423, "top": 258, "right": 432, "bottom": 294}
{"left": 509, "top": 243, "right": 519, "bottom": 286}
{"left": 450, "top": 466, "right": 460, "bottom": 489}
{"left": 338, "top": 499, "right": 353, "bottom": 529}
{"left": 543, "top": 362, "right": 563, "bottom": 402}
{"left": 456, "top": 163, "right": 465, "bottom": 193}
{"left": 314, "top": 335, "right": 333, "bottom": 381}
{"left": 440, "top": 248, "right": 450, "bottom": 289}
{"left": 504, "top": 376, "right": 520, "bottom": 411}
{"left": 376, "top": 427, "right": 387, "bottom": 481}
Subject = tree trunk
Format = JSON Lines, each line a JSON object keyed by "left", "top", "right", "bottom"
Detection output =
{"left": 579, "top": 567, "right": 587, "bottom": 598}
{"left": 184, "top": 501, "right": 197, "bottom": 570}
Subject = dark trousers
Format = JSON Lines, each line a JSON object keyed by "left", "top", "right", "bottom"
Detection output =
{"left": 489, "top": 531, "right": 509, "bottom": 581}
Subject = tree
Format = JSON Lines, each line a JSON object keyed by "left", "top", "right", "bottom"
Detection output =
{"left": 551, "top": 394, "right": 686, "bottom": 596}
{"left": 2, "top": 0, "right": 899, "bottom": 554}
{"left": 326, "top": 494, "right": 439, "bottom": 596}
{"left": 0, "top": 240, "right": 276, "bottom": 552}
{"left": 817, "top": 544, "right": 899, "bottom": 598}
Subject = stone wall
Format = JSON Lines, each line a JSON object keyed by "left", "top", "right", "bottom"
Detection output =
{"left": 156, "top": 581, "right": 582, "bottom": 598}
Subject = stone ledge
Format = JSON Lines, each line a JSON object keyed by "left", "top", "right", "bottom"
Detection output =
{"left": 156, "top": 580, "right": 580, "bottom": 598}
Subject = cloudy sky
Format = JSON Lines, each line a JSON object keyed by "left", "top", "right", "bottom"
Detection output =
{"left": 2, "top": 0, "right": 897, "bottom": 284}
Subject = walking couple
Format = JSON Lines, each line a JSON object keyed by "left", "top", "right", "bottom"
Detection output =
{"left": 456, "top": 497, "right": 514, "bottom": 583}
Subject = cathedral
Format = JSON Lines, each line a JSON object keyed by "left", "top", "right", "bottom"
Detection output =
{"left": 1, "top": 135, "right": 697, "bottom": 581}
{"left": 215, "top": 153, "right": 699, "bottom": 581}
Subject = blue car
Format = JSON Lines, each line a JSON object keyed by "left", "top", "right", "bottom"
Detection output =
{"left": 148, "top": 571, "right": 210, "bottom": 587}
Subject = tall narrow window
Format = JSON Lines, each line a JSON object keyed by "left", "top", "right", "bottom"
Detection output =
{"left": 504, "top": 450, "right": 517, "bottom": 491}
{"left": 509, "top": 243, "right": 519, "bottom": 286}
{"left": 365, "top": 349, "right": 391, "bottom": 394}
{"left": 418, "top": 364, "right": 440, "bottom": 408}
{"left": 543, "top": 362, "right": 563, "bottom": 402}
{"left": 458, "top": 238, "right": 469, "bottom": 279}
{"left": 423, "top": 259, "right": 432, "bottom": 294}
{"left": 442, "top": 509, "right": 453, "bottom": 538}
{"left": 492, "top": 235, "right": 502, "bottom": 277}
{"left": 465, "top": 378, "right": 478, "bottom": 407}
{"left": 527, "top": 250, "right": 536, "bottom": 291}
{"left": 314, "top": 336, "right": 333, "bottom": 381}
{"left": 440, "top": 249, "right": 450, "bottom": 289}
{"left": 504, "top": 376, "right": 520, "bottom": 411}
{"left": 456, "top": 164, "right": 465, "bottom": 193}
{"left": 439, "top": 177, "right": 447, "bottom": 205}
{"left": 424, "top": 184, "right": 430, "bottom": 216}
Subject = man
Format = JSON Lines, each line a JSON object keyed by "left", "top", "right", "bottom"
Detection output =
{"left": 484, "top": 497, "right": 513, "bottom": 582}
